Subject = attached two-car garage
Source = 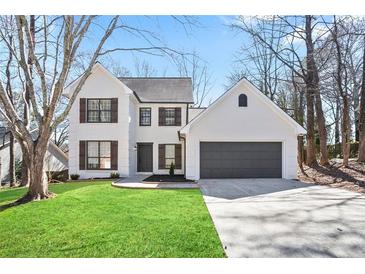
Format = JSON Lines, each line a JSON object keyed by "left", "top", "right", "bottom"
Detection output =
{"left": 180, "top": 78, "right": 306, "bottom": 180}
{"left": 199, "top": 142, "right": 282, "bottom": 178}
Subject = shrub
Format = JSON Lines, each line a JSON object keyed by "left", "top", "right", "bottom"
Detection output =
{"left": 169, "top": 162, "right": 175, "bottom": 176}
{"left": 48, "top": 170, "right": 69, "bottom": 183}
{"left": 110, "top": 172, "right": 120, "bottom": 179}
{"left": 70, "top": 174, "right": 80, "bottom": 180}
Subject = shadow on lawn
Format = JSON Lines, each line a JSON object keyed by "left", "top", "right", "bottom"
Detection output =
{"left": 0, "top": 181, "right": 109, "bottom": 212}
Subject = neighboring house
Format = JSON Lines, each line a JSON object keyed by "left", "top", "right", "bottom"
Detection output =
{"left": 0, "top": 130, "right": 69, "bottom": 184}
{"left": 64, "top": 63, "right": 306, "bottom": 180}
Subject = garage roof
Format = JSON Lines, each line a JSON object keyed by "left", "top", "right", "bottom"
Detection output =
{"left": 180, "top": 78, "right": 307, "bottom": 136}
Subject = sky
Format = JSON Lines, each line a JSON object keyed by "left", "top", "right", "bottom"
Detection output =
{"left": 90, "top": 16, "right": 246, "bottom": 105}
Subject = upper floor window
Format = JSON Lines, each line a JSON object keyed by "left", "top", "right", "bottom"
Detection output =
{"left": 140, "top": 108, "right": 151, "bottom": 126}
{"left": 165, "top": 108, "right": 176, "bottom": 126}
{"left": 159, "top": 107, "right": 181, "bottom": 126}
{"left": 238, "top": 94, "right": 248, "bottom": 107}
{"left": 87, "top": 99, "right": 112, "bottom": 122}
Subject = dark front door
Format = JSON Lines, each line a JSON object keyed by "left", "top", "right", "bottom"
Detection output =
{"left": 200, "top": 142, "right": 282, "bottom": 178}
{"left": 137, "top": 143, "right": 153, "bottom": 172}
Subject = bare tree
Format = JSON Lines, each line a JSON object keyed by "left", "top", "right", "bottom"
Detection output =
{"left": 53, "top": 120, "right": 69, "bottom": 152}
{"left": 358, "top": 35, "right": 365, "bottom": 161}
{"left": 174, "top": 53, "right": 212, "bottom": 107}
{"left": 0, "top": 16, "right": 120, "bottom": 202}
{"left": 0, "top": 15, "right": 197, "bottom": 202}
{"left": 324, "top": 16, "right": 351, "bottom": 165}
{"left": 0, "top": 16, "right": 18, "bottom": 186}
{"left": 134, "top": 58, "right": 157, "bottom": 77}
{"left": 232, "top": 15, "right": 330, "bottom": 166}
{"left": 230, "top": 16, "right": 283, "bottom": 101}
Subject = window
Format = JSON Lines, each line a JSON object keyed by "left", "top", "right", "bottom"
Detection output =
{"left": 87, "top": 99, "right": 112, "bottom": 122}
{"left": 158, "top": 144, "right": 181, "bottom": 170}
{"left": 159, "top": 107, "right": 181, "bottom": 126}
{"left": 238, "top": 94, "right": 248, "bottom": 107}
{"left": 165, "top": 108, "right": 176, "bottom": 125}
{"left": 87, "top": 141, "right": 111, "bottom": 169}
{"left": 139, "top": 108, "right": 151, "bottom": 126}
{"left": 165, "top": 144, "right": 175, "bottom": 168}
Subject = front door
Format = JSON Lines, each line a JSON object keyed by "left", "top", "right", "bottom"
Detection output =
{"left": 137, "top": 143, "right": 153, "bottom": 172}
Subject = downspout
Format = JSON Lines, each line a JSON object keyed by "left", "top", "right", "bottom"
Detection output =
{"left": 186, "top": 103, "right": 189, "bottom": 124}
{"left": 178, "top": 131, "right": 187, "bottom": 179}
{"left": 179, "top": 104, "right": 189, "bottom": 178}
{"left": 181, "top": 136, "right": 186, "bottom": 178}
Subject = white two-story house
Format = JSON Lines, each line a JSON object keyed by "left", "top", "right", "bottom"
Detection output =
{"left": 64, "top": 63, "right": 306, "bottom": 181}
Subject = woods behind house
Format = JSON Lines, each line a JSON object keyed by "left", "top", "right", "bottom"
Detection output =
{"left": 229, "top": 15, "right": 365, "bottom": 167}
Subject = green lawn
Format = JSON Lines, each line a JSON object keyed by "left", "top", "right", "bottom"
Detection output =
{"left": 0, "top": 181, "right": 224, "bottom": 258}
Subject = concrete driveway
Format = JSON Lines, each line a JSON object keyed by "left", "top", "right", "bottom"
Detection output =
{"left": 199, "top": 179, "right": 365, "bottom": 258}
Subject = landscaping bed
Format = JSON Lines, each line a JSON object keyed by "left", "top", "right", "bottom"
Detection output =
{"left": 298, "top": 159, "right": 365, "bottom": 193}
{"left": 143, "top": 175, "right": 195, "bottom": 183}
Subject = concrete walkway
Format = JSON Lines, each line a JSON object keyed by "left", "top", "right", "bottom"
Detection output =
{"left": 112, "top": 175, "right": 199, "bottom": 189}
{"left": 199, "top": 178, "right": 365, "bottom": 258}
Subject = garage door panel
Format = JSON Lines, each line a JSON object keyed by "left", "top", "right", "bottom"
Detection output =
{"left": 200, "top": 142, "right": 282, "bottom": 178}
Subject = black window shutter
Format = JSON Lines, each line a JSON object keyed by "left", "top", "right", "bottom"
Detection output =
{"left": 80, "top": 98, "right": 86, "bottom": 123}
{"left": 159, "top": 108, "right": 165, "bottom": 126}
{"left": 158, "top": 144, "right": 165, "bottom": 169}
{"left": 79, "top": 140, "right": 86, "bottom": 170}
{"left": 111, "top": 98, "right": 118, "bottom": 123}
{"left": 175, "top": 108, "right": 181, "bottom": 126}
{"left": 175, "top": 144, "right": 182, "bottom": 169}
{"left": 111, "top": 141, "right": 118, "bottom": 170}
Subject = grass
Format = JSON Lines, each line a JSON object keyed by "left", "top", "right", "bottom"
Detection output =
{"left": 0, "top": 181, "right": 224, "bottom": 258}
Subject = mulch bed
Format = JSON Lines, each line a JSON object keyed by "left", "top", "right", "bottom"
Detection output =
{"left": 143, "top": 175, "right": 195, "bottom": 183}
{"left": 298, "top": 159, "right": 365, "bottom": 193}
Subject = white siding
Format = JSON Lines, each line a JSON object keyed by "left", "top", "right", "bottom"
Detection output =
{"left": 188, "top": 108, "right": 205, "bottom": 122}
{"left": 68, "top": 66, "right": 188, "bottom": 178}
{"left": 184, "top": 80, "right": 299, "bottom": 180}
{"left": 134, "top": 103, "right": 187, "bottom": 175}
{"left": 68, "top": 66, "right": 131, "bottom": 179}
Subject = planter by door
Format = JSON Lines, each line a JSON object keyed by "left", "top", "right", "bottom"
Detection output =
{"left": 137, "top": 143, "right": 153, "bottom": 172}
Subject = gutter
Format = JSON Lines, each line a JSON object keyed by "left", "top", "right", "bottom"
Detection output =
{"left": 178, "top": 130, "right": 187, "bottom": 178}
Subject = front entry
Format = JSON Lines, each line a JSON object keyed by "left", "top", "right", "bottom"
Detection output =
{"left": 137, "top": 143, "right": 153, "bottom": 172}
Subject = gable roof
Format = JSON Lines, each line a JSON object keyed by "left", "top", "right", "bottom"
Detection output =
{"left": 119, "top": 77, "right": 194, "bottom": 103}
{"left": 63, "top": 62, "right": 133, "bottom": 98}
{"left": 180, "top": 78, "right": 307, "bottom": 136}
{"left": 63, "top": 63, "right": 194, "bottom": 104}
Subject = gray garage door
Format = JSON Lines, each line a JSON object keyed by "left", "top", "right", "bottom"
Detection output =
{"left": 200, "top": 142, "right": 282, "bottom": 178}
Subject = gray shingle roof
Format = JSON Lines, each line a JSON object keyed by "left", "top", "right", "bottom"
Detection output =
{"left": 119, "top": 77, "right": 194, "bottom": 103}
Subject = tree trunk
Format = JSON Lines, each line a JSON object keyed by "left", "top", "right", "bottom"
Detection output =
{"left": 16, "top": 138, "right": 54, "bottom": 203}
{"left": 4, "top": 32, "right": 16, "bottom": 187}
{"left": 9, "top": 132, "right": 16, "bottom": 187}
{"left": 342, "top": 97, "right": 351, "bottom": 166}
{"left": 335, "top": 99, "right": 340, "bottom": 155}
{"left": 19, "top": 143, "right": 30, "bottom": 187}
{"left": 358, "top": 36, "right": 365, "bottom": 162}
{"left": 305, "top": 84, "right": 317, "bottom": 166}
{"left": 20, "top": 15, "right": 35, "bottom": 187}
{"left": 332, "top": 16, "right": 351, "bottom": 166}
{"left": 305, "top": 15, "right": 328, "bottom": 166}
{"left": 313, "top": 89, "right": 329, "bottom": 165}
{"left": 20, "top": 160, "right": 30, "bottom": 187}
{"left": 353, "top": 83, "right": 360, "bottom": 142}
{"left": 292, "top": 77, "right": 305, "bottom": 172}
